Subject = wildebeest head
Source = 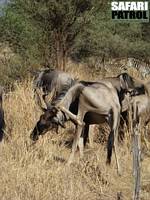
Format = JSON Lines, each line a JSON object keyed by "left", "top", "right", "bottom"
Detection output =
{"left": 118, "top": 73, "right": 145, "bottom": 95}
{"left": 30, "top": 107, "right": 65, "bottom": 141}
{"left": 118, "top": 73, "right": 134, "bottom": 90}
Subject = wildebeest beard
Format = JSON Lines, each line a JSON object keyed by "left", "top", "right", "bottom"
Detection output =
{"left": 30, "top": 108, "right": 59, "bottom": 141}
{"left": 129, "top": 85, "right": 145, "bottom": 97}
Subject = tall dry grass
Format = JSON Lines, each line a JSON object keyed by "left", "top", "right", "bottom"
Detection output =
{"left": 0, "top": 67, "right": 150, "bottom": 200}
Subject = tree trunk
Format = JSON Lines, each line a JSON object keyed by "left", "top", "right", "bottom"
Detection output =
{"left": 54, "top": 32, "right": 68, "bottom": 71}
{"left": 55, "top": 31, "right": 63, "bottom": 70}
{"left": 55, "top": 39, "right": 59, "bottom": 69}
{"left": 62, "top": 49, "right": 67, "bottom": 71}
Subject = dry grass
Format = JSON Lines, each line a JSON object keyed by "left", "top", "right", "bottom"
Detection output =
{"left": 0, "top": 67, "right": 150, "bottom": 200}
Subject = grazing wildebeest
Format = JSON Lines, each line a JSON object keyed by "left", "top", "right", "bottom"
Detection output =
{"left": 34, "top": 68, "right": 76, "bottom": 109}
{"left": 81, "top": 75, "right": 145, "bottom": 145}
{"left": 0, "top": 87, "right": 5, "bottom": 142}
{"left": 34, "top": 69, "right": 145, "bottom": 139}
{"left": 126, "top": 81, "right": 150, "bottom": 143}
{"left": 31, "top": 73, "right": 145, "bottom": 174}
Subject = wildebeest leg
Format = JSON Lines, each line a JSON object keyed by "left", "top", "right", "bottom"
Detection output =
{"left": 107, "top": 108, "right": 121, "bottom": 175}
{"left": 0, "top": 130, "right": 4, "bottom": 142}
{"left": 81, "top": 124, "right": 94, "bottom": 147}
{"left": 81, "top": 123, "right": 89, "bottom": 146}
{"left": 78, "top": 123, "right": 93, "bottom": 157}
{"left": 67, "top": 125, "right": 83, "bottom": 165}
{"left": 143, "top": 123, "right": 149, "bottom": 150}
{"left": 114, "top": 112, "right": 121, "bottom": 175}
{"left": 88, "top": 125, "right": 95, "bottom": 147}
{"left": 67, "top": 109, "right": 86, "bottom": 165}
{"left": 78, "top": 135, "right": 84, "bottom": 159}
{"left": 119, "top": 111, "right": 128, "bottom": 142}
{"left": 58, "top": 106, "right": 83, "bottom": 126}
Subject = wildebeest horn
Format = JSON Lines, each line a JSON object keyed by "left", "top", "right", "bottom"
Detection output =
{"left": 34, "top": 88, "right": 47, "bottom": 112}
{"left": 119, "top": 73, "right": 134, "bottom": 89}
{"left": 42, "top": 93, "right": 53, "bottom": 109}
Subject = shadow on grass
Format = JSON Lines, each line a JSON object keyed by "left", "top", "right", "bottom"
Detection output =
{"left": 53, "top": 155, "right": 66, "bottom": 163}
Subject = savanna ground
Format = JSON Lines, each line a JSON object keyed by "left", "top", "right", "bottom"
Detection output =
{"left": 0, "top": 64, "right": 150, "bottom": 200}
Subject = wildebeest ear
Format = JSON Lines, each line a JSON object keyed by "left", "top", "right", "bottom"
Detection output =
{"left": 42, "top": 108, "right": 47, "bottom": 112}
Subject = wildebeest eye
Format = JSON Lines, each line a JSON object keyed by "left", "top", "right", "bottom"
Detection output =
{"left": 51, "top": 107, "right": 58, "bottom": 115}
{"left": 51, "top": 117, "right": 66, "bottom": 128}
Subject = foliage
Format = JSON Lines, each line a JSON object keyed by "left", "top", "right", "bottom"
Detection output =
{"left": 0, "top": 0, "right": 150, "bottom": 85}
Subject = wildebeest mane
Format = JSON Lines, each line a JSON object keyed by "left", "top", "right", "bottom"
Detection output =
{"left": 52, "top": 80, "right": 102, "bottom": 105}
{"left": 34, "top": 68, "right": 54, "bottom": 86}
{"left": 79, "top": 80, "right": 99, "bottom": 86}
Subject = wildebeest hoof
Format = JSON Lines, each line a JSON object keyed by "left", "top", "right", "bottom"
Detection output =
{"left": 66, "top": 160, "right": 72, "bottom": 167}
{"left": 106, "top": 158, "right": 111, "bottom": 165}
{"left": 66, "top": 158, "right": 74, "bottom": 167}
{"left": 117, "top": 170, "right": 122, "bottom": 176}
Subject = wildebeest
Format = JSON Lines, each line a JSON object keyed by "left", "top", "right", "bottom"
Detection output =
{"left": 34, "top": 68, "right": 76, "bottom": 109}
{"left": 34, "top": 68, "right": 144, "bottom": 120}
{"left": 0, "top": 87, "right": 5, "bottom": 142}
{"left": 127, "top": 81, "right": 150, "bottom": 143}
{"left": 31, "top": 73, "right": 145, "bottom": 174}
{"left": 79, "top": 74, "right": 145, "bottom": 145}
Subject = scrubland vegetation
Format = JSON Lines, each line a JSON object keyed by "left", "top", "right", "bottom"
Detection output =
{"left": 0, "top": 66, "right": 149, "bottom": 200}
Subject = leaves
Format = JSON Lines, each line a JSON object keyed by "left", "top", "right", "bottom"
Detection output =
{"left": 0, "top": 0, "right": 150, "bottom": 67}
